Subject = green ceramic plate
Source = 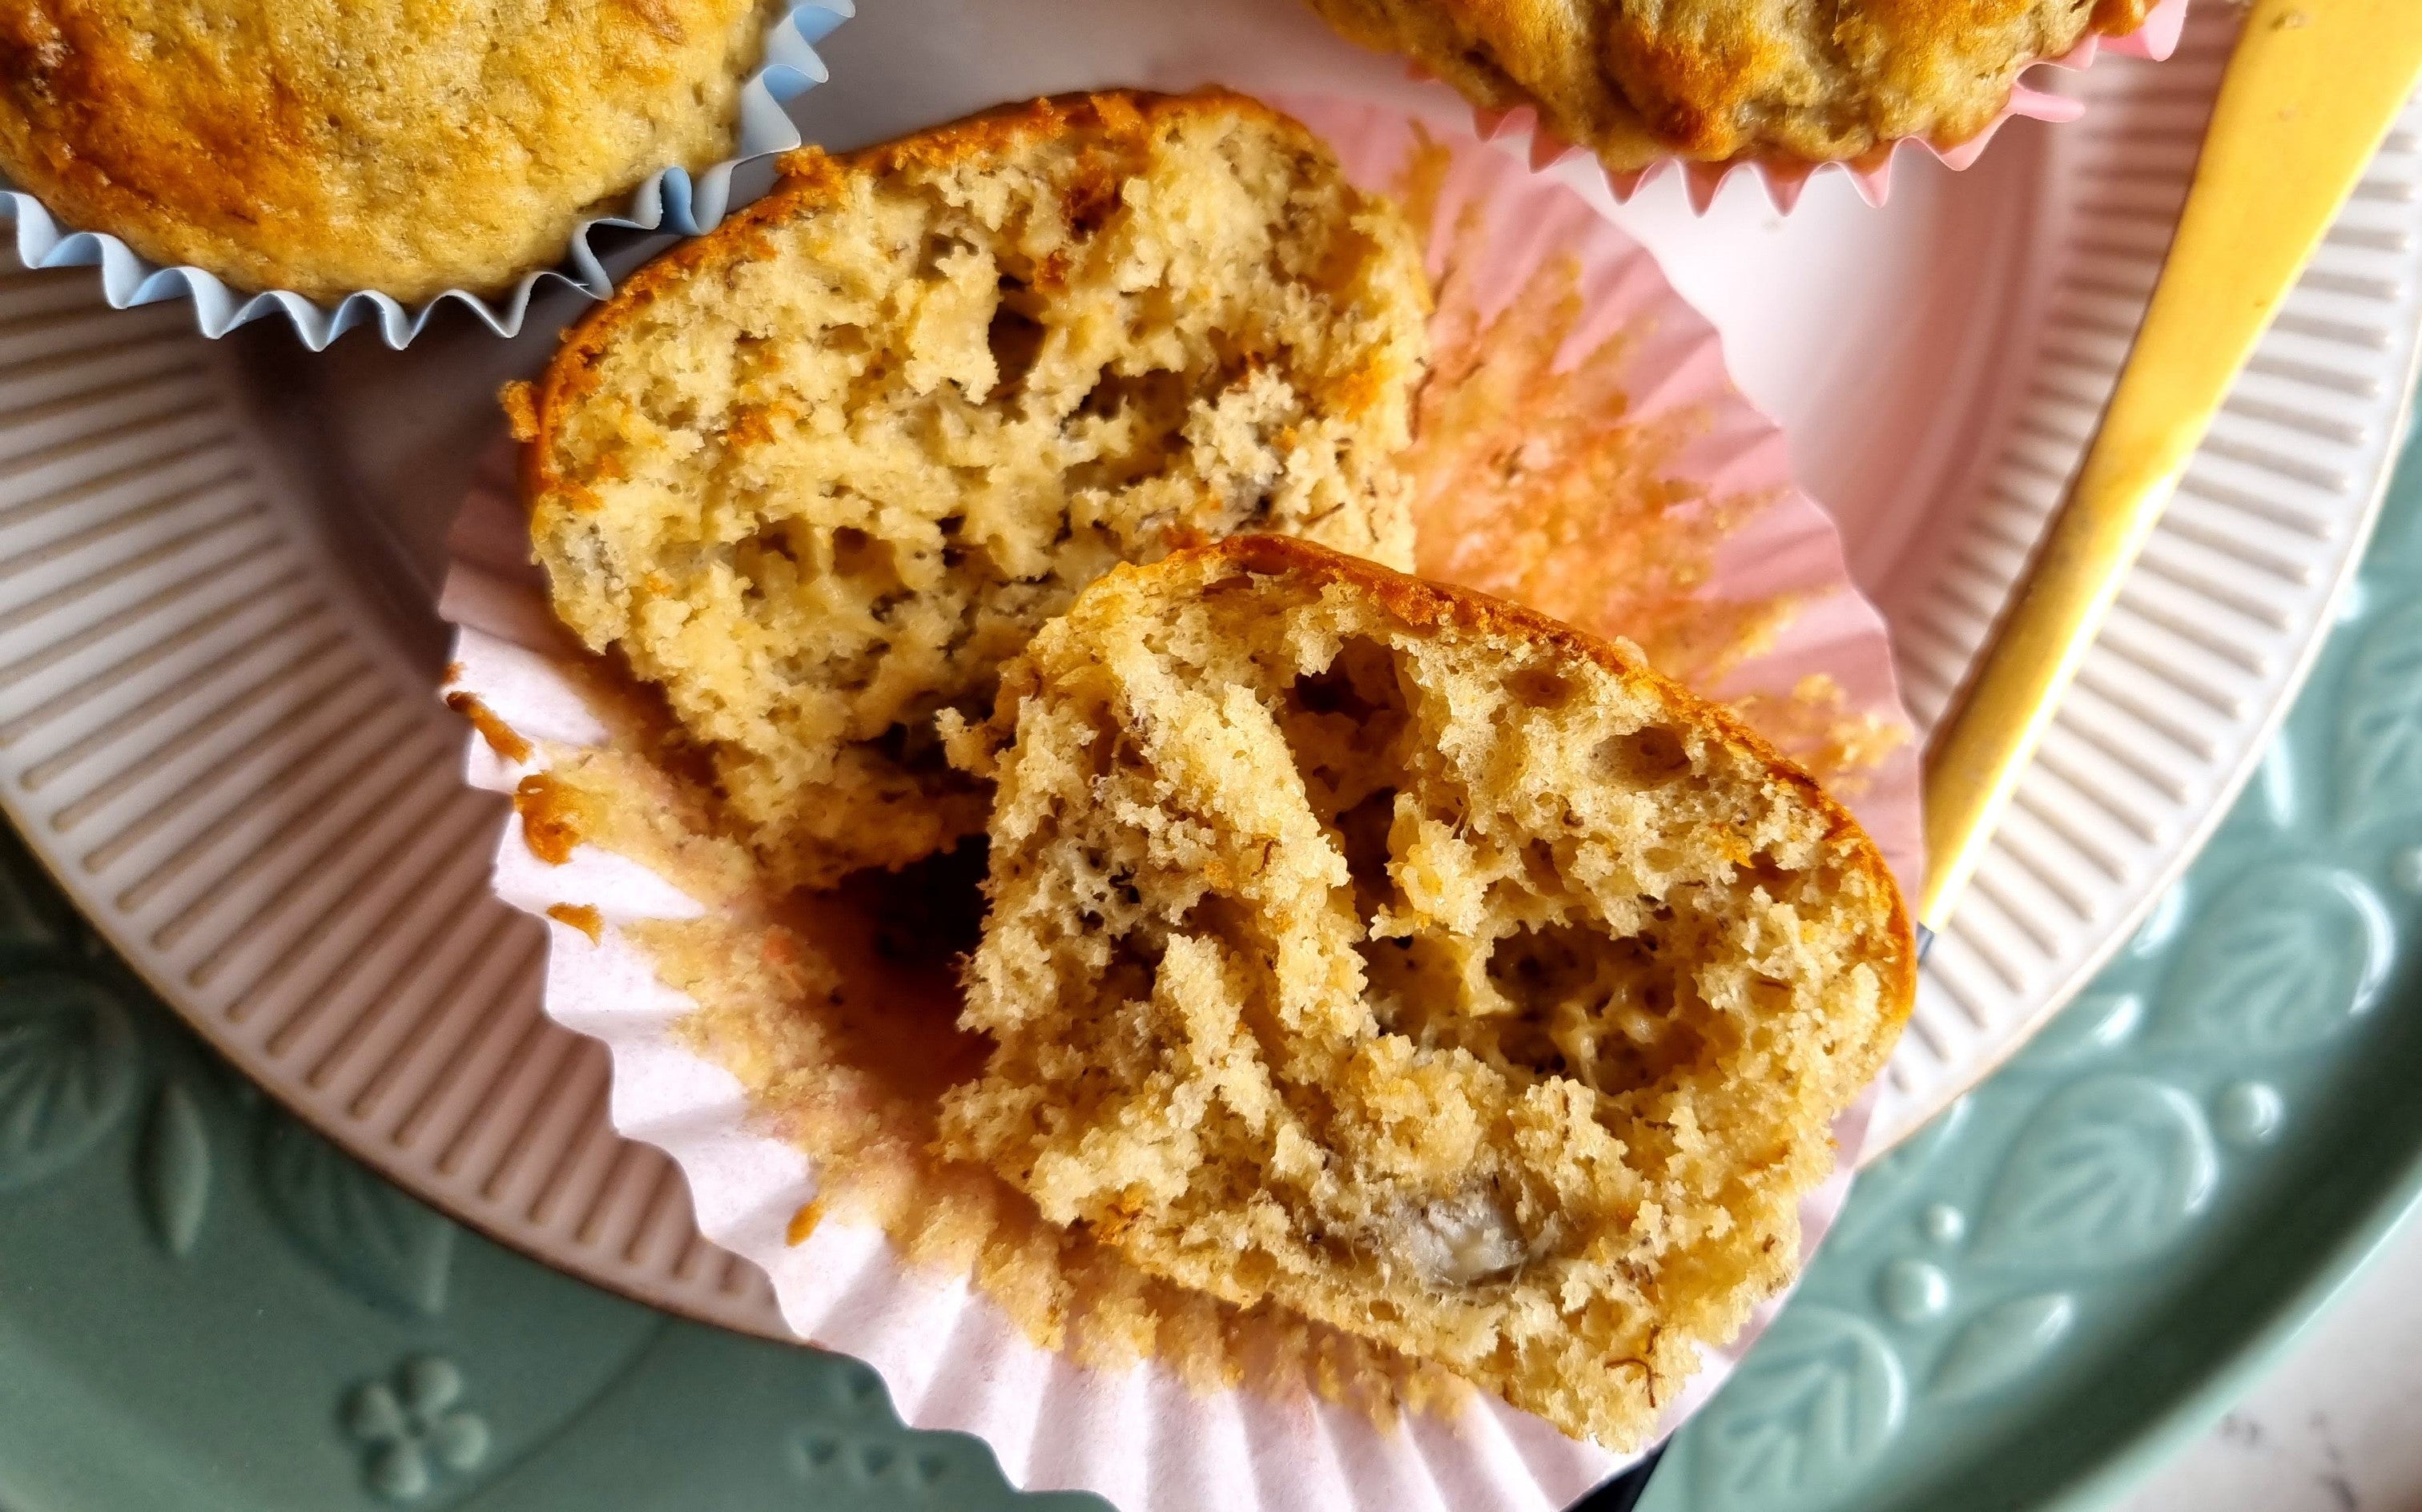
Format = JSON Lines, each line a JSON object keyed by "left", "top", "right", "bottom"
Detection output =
{"left": 2, "top": 420, "right": 2420, "bottom": 1512}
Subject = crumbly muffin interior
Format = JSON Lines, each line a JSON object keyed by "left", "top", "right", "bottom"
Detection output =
{"left": 525, "top": 92, "right": 1429, "bottom": 891}
{"left": 939, "top": 538, "right": 1911, "bottom": 1449}
{"left": 504, "top": 726, "right": 1474, "bottom": 1426}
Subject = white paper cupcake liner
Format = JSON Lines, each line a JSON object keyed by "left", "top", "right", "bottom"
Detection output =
{"left": 0, "top": 0, "right": 850, "bottom": 352}
{"left": 1438, "top": 0, "right": 2187, "bottom": 212}
{"left": 432, "top": 94, "right": 1917, "bottom": 1510}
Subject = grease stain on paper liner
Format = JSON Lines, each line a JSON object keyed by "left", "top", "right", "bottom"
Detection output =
{"left": 1732, "top": 676, "right": 1908, "bottom": 799}
{"left": 1384, "top": 126, "right": 1905, "bottom": 793}
{"left": 529, "top": 738, "right": 1465, "bottom": 1422}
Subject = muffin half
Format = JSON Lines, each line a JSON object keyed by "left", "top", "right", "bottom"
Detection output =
{"left": 519, "top": 90, "right": 1431, "bottom": 891}
{"left": 939, "top": 536, "right": 1914, "bottom": 1448}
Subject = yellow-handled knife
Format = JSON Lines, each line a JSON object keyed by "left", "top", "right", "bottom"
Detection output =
{"left": 1920, "top": 0, "right": 2422, "bottom": 935}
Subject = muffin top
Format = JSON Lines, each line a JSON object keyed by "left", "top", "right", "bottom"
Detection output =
{"left": 1305, "top": 0, "right": 2155, "bottom": 170}
{"left": 0, "top": 0, "right": 778, "bottom": 303}
{"left": 941, "top": 535, "right": 1913, "bottom": 1448}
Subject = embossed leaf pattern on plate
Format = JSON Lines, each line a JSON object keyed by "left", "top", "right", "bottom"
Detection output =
{"left": 1976, "top": 1076, "right": 2218, "bottom": 1268}
{"left": 138, "top": 1080, "right": 211, "bottom": 1258}
{"left": 1696, "top": 1307, "right": 1907, "bottom": 1512}
{"left": 0, "top": 851, "right": 57, "bottom": 955}
{"left": 2337, "top": 597, "right": 2422, "bottom": 822}
{"left": 259, "top": 1122, "right": 455, "bottom": 1317}
{"left": 2158, "top": 866, "right": 2392, "bottom": 1052}
{"left": 1830, "top": 1097, "right": 1973, "bottom": 1250}
{"left": 1929, "top": 1293, "right": 2077, "bottom": 1402}
{"left": 0, "top": 971, "right": 140, "bottom": 1191}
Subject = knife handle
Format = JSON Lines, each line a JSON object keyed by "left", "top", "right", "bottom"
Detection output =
{"left": 1919, "top": 0, "right": 2422, "bottom": 933}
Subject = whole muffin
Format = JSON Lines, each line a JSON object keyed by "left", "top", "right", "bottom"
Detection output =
{"left": 1305, "top": 0, "right": 2156, "bottom": 171}
{"left": 0, "top": 0, "right": 783, "bottom": 303}
{"left": 518, "top": 90, "right": 1430, "bottom": 893}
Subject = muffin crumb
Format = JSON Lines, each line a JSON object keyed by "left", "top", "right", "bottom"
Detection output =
{"left": 545, "top": 903, "right": 605, "bottom": 943}
{"left": 446, "top": 691, "right": 532, "bottom": 765}
{"left": 524, "top": 90, "right": 1431, "bottom": 892}
{"left": 939, "top": 536, "right": 1913, "bottom": 1448}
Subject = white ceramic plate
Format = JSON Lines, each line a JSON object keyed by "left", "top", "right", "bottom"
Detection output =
{"left": 0, "top": 0, "right": 2410, "bottom": 1335}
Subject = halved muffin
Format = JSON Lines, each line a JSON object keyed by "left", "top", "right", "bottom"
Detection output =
{"left": 520, "top": 90, "right": 1430, "bottom": 891}
{"left": 939, "top": 536, "right": 1913, "bottom": 1448}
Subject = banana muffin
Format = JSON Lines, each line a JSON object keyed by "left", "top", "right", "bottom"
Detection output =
{"left": 519, "top": 90, "right": 1430, "bottom": 891}
{"left": 939, "top": 536, "right": 1913, "bottom": 1448}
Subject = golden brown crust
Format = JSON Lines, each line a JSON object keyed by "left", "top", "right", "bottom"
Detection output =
{"left": 524, "top": 90, "right": 1330, "bottom": 503}
{"left": 526, "top": 88, "right": 1315, "bottom": 465}
{"left": 1303, "top": 0, "right": 2156, "bottom": 171}
{"left": 0, "top": 0, "right": 776, "bottom": 302}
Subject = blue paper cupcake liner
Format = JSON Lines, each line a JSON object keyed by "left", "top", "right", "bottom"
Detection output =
{"left": 0, "top": 0, "right": 851, "bottom": 352}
